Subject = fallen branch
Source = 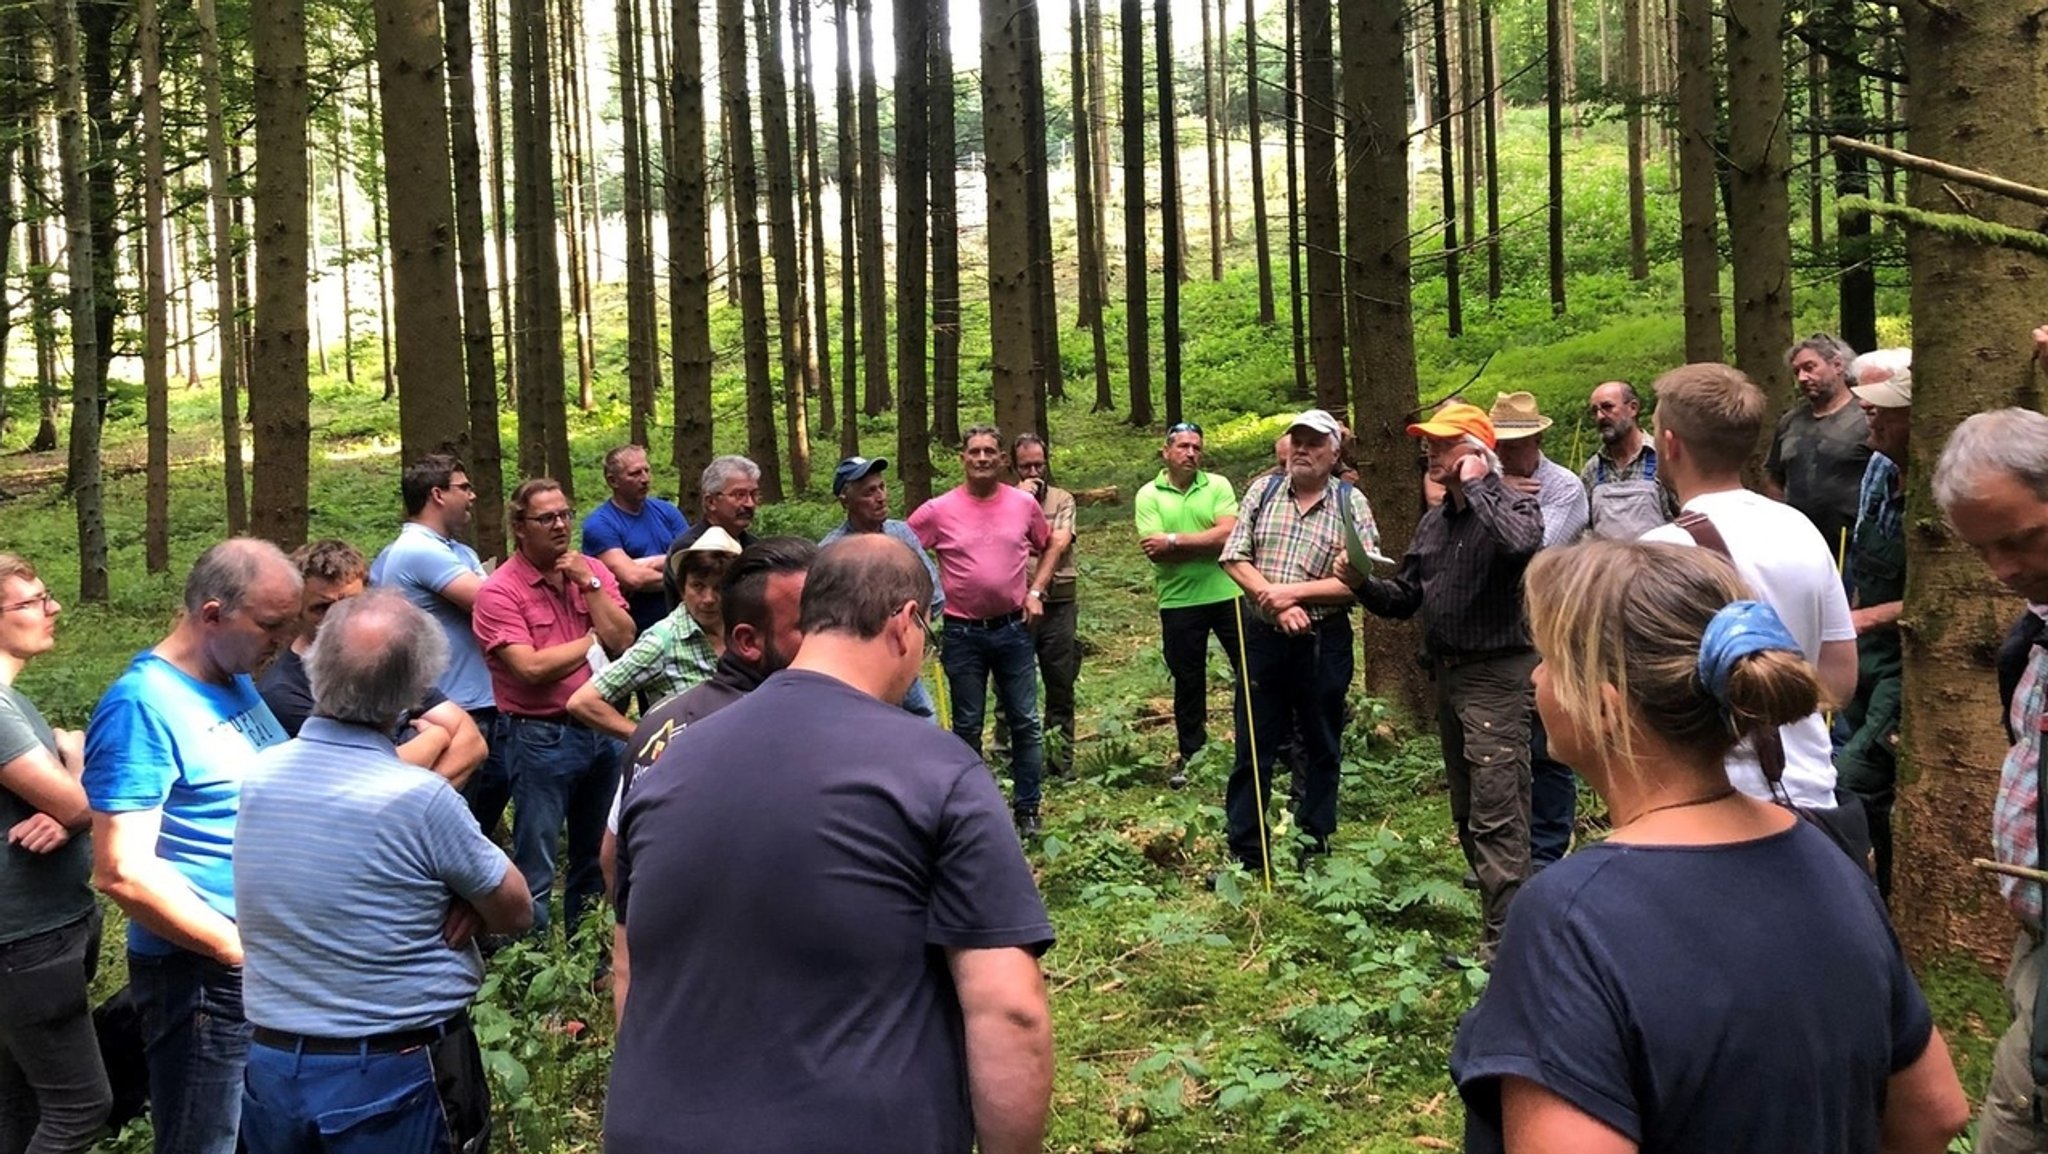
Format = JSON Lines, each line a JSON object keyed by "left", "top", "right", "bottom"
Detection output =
{"left": 1835, "top": 197, "right": 2048, "bottom": 258}
{"left": 1973, "top": 857, "right": 2048, "bottom": 886}
{"left": 1830, "top": 135, "right": 2048, "bottom": 209}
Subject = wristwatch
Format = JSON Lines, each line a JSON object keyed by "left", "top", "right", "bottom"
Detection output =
{"left": 1167, "top": 533, "right": 1179, "bottom": 548}
{"left": 585, "top": 574, "right": 602, "bottom": 591}
{"left": 1028, "top": 589, "right": 1045, "bottom": 601}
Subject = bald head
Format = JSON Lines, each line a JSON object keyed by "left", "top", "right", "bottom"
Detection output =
{"left": 184, "top": 537, "right": 301, "bottom": 617}
{"left": 801, "top": 534, "right": 935, "bottom": 639}
{"left": 307, "top": 588, "right": 448, "bottom": 728}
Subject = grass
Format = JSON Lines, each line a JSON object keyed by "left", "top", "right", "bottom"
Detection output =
{"left": 1, "top": 109, "right": 1991, "bottom": 1152}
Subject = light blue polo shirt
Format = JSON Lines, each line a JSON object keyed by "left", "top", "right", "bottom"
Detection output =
{"left": 370, "top": 522, "right": 494, "bottom": 710}
{"left": 236, "top": 718, "right": 511, "bottom": 1034}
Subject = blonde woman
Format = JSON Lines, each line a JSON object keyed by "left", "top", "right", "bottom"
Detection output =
{"left": 1451, "top": 539, "right": 1967, "bottom": 1153}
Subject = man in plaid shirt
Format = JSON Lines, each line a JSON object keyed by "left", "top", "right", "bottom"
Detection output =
{"left": 1935, "top": 402, "right": 2048, "bottom": 1152}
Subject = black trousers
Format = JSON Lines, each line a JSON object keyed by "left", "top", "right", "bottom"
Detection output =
{"left": 1226, "top": 609, "right": 1352, "bottom": 871}
{"left": 1159, "top": 599, "right": 1245, "bottom": 762}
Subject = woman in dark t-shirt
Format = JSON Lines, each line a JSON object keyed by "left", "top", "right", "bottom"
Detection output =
{"left": 1451, "top": 539, "right": 1967, "bottom": 1154}
{"left": 0, "top": 553, "right": 111, "bottom": 1152}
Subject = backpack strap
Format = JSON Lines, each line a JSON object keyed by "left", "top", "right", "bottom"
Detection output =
{"left": 1677, "top": 509, "right": 1791, "bottom": 790}
{"left": 1674, "top": 510, "right": 1733, "bottom": 560}
{"left": 1246, "top": 471, "right": 1289, "bottom": 538}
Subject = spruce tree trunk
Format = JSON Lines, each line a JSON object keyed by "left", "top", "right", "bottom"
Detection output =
{"left": 1022, "top": 0, "right": 1060, "bottom": 421}
{"left": 1120, "top": 0, "right": 1152, "bottom": 427}
{"left": 1895, "top": 0, "right": 2048, "bottom": 969}
{"left": 1432, "top": 0, "right": 1462, "bottom": 337}
{"left": 1071, "top": 0, "right": 1112, "bottom": 414}
{"left": 510, "top": 0, "right": 570, "bottom": 488}
{"left": 139, "top": 0, "right": 169, "bottom": 572}
{"left": 893, "top": 0, "right": 932, "bottom": 505}
{"left": 794, "top": 0, "right": 834, "bottom": 437}
{"left": 253, "top": 0, "right": 311, "bottom": 549}
{"left": 24, "top": 135, "right": 58, "bottom": 454}
{"left": 1674, "top": 0, "right": 1723, "bottom": 360}
{"left": 1245, "top": 0, "right": 1273, "bottom": 323}
{"left": 1156, "top": 0, "right": 1181, "bottom": 425}
{"left": 1344, "top": 0, "right": 1428, "bottom": 715}
{"left": 833, "top": 0, "right": 860, "bottom": 456}
{"left": 335, "top": 119, "right": 355, "bottom": 387}
{"left": 197, "top": 0, "right": 247, "bottom": 533}
{"left": 1821, "top": 0, "right": 1874, "bottom": 353}
{"left": 929, "top": 0, "right": 962, "bottom": 448}
{"left": 757, "top": 0, "right": 809, "bottom": 494}
{"left": 667, "top": 0, "right": 714, "bottom": 509}
{"left": 1301, "top": 0, "right": 1346, "bottom": 414}
{"left": 1200, "top": 0, "right": 1222, "bottom": 281}
{"left": 1624, "top": 0, "right": 1648, "bottom": 280}
{"left": 54, "top": 0, "right": 105, "bottom": 600}
{"left": 553, "top": 0, "right": 595, "bottom": 415}
{"left": 445, "top": 0, "right": 505, "bottom": 555}
{"left": 1084, "top": 0, "right": 1111, "bottom": 306}
{"left": 484, "top": 0, "right": 515, "bottom": 406}
{"left": 855, "top": 0, "right": 890, "bottom": 416}
{"left": 983, "top": 0, "right": 1037, "bottom": 439}
{"left": 374, "top": 0, "right": 469, "bottom": 471}
{"left": 1724, "top": 0, "right": 1793, "bottom": 422}
{"left": 1215, "top": 0, "right": 1231, "bottom": 244}
{"left": 719, "top": 0, "right": 785, "bottom": 496}
{"left": 1283, "top": 0, "right": 1307, "bottom": 400}
{"left": 618, "top": 0, "right": 657, "bottom": 446}
{"left": 1544, "top": 0, "right": 1565, "bottom": 315}
{"left": 362, "top": 72, "right": 396, "bottom": 404}
{"left": 1480, "top": 0, "right": 1502, "bottom": 299}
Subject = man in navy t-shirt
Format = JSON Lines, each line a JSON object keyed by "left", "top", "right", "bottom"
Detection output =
{"left": 609, "top": 535, "right": 1054, "bottom": 1154}
{"left": 583, "top": 444, "right": 690, "bottom": 634}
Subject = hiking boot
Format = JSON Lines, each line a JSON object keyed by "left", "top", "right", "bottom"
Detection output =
{"left": 1014, "top": 810, "right": 1041, "bottom": 840}
{"left": 1167, "top": 755, "right": 1189, "bottom": 790}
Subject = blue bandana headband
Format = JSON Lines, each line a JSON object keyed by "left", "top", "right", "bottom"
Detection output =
{"left": 1697, "top": 600, "right": 1802, "bottom": 708}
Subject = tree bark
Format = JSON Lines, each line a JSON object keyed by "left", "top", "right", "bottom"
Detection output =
{"left": 668, "top": 0, "right": 714, "bottom": 509}
{"left": 1433, "top": 0, "right": 1462, "bottom": 336}
{"left": 1623, "top": 0, "right": 1648, "bottom": 280}
{"left": 1544, "top": 0, "right": 1565, "bottom": 315}
{"left": 1724, "top": 0, "right": 1793, "bottom": 423}
{"left": 139, "top": 0, "right": 169, "bottom": 572}
{"left": 510, "top": 0, "right": 570, "bottom": 489}
{"left": 1283, "top": 0, "right": 1306, "bottom": 399}
{"left": 54, "top": 0, "right": 105, "bottom": 599}
{"left": 1157, "top": 0, "right": 1182, "bottom": 425}
{"left": 1120, "top": 0, "right": 1152, "bottom": 427}
{"left": 1022, "top": 0, "right": 1060, "bottom": 421}
{"left": 445, "top": 0, "right": 506, "bottom": 555}
{"left": 1071, "top": 0, "right": 1112, "bottom": 414}
{"left": 894, "top": 0, "right": 932, "bottom": 505}
{"left": 1301, "top": 0, "right": 1346, "bottom": 414}
{"left": 795, "top": 0, "right": 835, "bottom": 438}
{"left": 1675, "top": 0, "right": 1723, "bottom": 360}
{"left": 197, "top": 0, "right": 247, "bottom": 533}
{"left": 619, "top": 0, "right": 658, "bottom": 446}
{"left": 1820, "top": 0, "right": 1874, "bottom": 353}
{"left": 757, "top": 0, "right": 810, "bottom": 494}
{"left": 484, "top": 0, "right": 516, "bottom": 407}
{"left": 833, "top": 0, "right": 860, "bottom": 455}
{"left": 930, "top": 0, "right": 962, "bottom": 447}
{"left": 1895, "top": 0, "right": 2048, "bottom": 970}
{"left": 720, "top": 0, "right": 784, "bottom": 495}
{"left": 984, "top": 0, "right": 1037, "bottom": 439}
{"left": 1200, "top": 0, "right": 1222, "bottom": 281}
{"left": 1084, "top": 0, "right": 1111, "bottom": 307}
{"left": 1480, "top": 0, "right": 1502, "bottom": 299}
{"left": 1245, "top": 0, "right": 1273, "bottom": 323}
{"left": 253, "top": 0, "right": 311, "bottom": 549}
{"left": 855, "top": 0, "right": 890, "bottom": 415}
{"left": 554, "top": 0, "right": 595, "bottom": 414}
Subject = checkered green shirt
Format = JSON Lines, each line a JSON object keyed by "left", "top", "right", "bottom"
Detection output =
{"left": 589, "top": 606, "right": 717, "bottom": 707}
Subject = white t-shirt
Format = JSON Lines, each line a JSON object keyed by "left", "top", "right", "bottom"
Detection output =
{"left": 1642, "top": 488, "right": 1855, "bottom": 807}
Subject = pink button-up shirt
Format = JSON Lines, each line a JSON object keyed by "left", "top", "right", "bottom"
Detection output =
{"left": 472, "top": 551, "right": 628, "bottom": 717}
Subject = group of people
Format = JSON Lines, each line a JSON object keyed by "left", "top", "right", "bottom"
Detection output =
{"left": 0, "top": 321, "right": 2041, "bottom": 1153}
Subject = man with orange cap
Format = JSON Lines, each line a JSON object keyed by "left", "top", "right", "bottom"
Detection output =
{"left": 1342, "top": 403, "right": 1544, "bottom": 968}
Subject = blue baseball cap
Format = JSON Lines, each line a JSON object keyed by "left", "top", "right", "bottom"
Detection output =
{"left": 832, "top": 456, "right": 889, "bottom": 496}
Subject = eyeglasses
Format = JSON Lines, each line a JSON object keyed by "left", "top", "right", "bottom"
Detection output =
{"left": 521, "top": 510, "right": 574, "bottom": 526}
{"left": 1166, "top": 421, "right": 1203, "bottom": 438}
{"left": 910, "top": 603, "right": 939, "bottom": 657}
{"left": 443, "top": 481, "right": 476, "bottom": 493}
{"left": 0, "top": 592, "right": 57, "bottom": 615}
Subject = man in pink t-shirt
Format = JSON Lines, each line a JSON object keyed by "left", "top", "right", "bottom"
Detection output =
{"left": 473, "top": 478, "right": 637, "bottom": 935}
{"left": 908, "top": 425, "right": 1052, "bottom": 836}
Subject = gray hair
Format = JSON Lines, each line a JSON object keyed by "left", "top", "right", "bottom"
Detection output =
{"left": 701, "top": 455, "right": 761, "bottom": 498}
{"left": 1785, "top": 333, "right": 1856, "bottom": 371}
{"left": 306, "top": 588, "right": 449, "bottom": 728}
{"left": 1849, "top": 347, "right": 1911, "bottom": 386}
{"left": 183, "top": 538, "right": 301, "bottom": 616}
{"left": 1935, "top": 409, "right": 2048, "bottom": 511}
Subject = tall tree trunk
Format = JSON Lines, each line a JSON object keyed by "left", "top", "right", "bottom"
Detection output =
{"left": 619, "top": 0, "right": 657, "bottom": 445}
{"left": 1623, "top": 0, "right": 1648, "bottom": 280}
{"left": 27, "top": 147, "right": 59, "bottom": 453}
{"left": 1344, "top": 0, "right": 1428, "bottom": 714}
{"left": 1803, "top": 43, "right": 1822, "bottom": 253}
{"left": 484, "top": 0, "right": 515, "bottom": 406}
{"left": 1432, "top": 0, "right": 1462, "bottom": 337}
{"left": 1245, "top": 0, "right": 1273, "bottom": 323}
{"left": 197, "top": 0, "right": 247, "bottom": 532}
{"left": 984, "top": 0, "right": 1037, "bottom": 438}
{"left": 1156, "top": 0, "right": 1182, "bottom": 424}
{"left": 79, "top": 0, "right": 119, "bottom": 431}
{"left": 180, "top": 206, "right": 202, "bottom": 388}
{"left": 375, "top": 0, "right": 469, "bottom": 472}
{"left": 511, "top": 0, "right": 571, "bottom": 489}
{"left": 445, "top": 0, "right": 506, "bottom": 554}
{"left": 54, "top": 0, "right": 105, "bottom": 600}
{"left": 1895, "top": 0, "right": 2048, "bottom": 968}
{"left": 363, "top": 72, "right": 396, "bottom": 403}
{"left": 721, "top": 0, "right": 784, "bottom": 495}
{"left": 1084, "top": 0, "right": 1111, "bottom": 306}
{"left": 855, "top": 0, "right": 890, "bottom": 415}
{"left": 253, "top": 0, "right": 311, "bottom": 548}
{"left": 668, "top": 0, "right": 714, "bottom": 509}
{"left": 1301, "top": 0, "right": 1346, "bottom": 414}
{"left": 1283, "top": 0, "right": 1306, "bottom": 399}
{"left": 893, "top": 0, "right": 931, "bottom": 505}
{"left": 1480, "top": 0, "right": 1502, "bottom": 299}
{"left": 1120, "top": 0, "right": 1152, "bottom": 426}
{"left": 720, "top": 103, "right": 740, "bottom": 306}
{"left": 833, "top": 0, "right": 860, "bottom": 455}
{"left": 930, "top": 0, "right": 962, "bottom": 446}
{"left": 1544, "top": 0, "right": 1566, "bottom": 315}
{"left": 758, "top": 0, "right": 810, "bottom": 493}
{"left": 554, "top": 0, "right": 595, "bottom": 413}
{"left": 139, "top": 0, "right": 169, "bottom": 572}
{"left": 1821, "top": 0, "right": 1874, "bottom": 353}
{"left": 1200, "top": 0, "right": 1222, "bottom": 281}
{"left": 1022, "top": 0, "right": 1060, "bottom": 420}
{"left": 335, "top": 122, "right": 355, "bottom": 387}
{"left": 1674, "top": 0, "right": 1723, "bottom": 360}
{"left": 1215, "top": 0, "right": 1231, "bottom": 244}
{"left": 1724, "top": 0, "right": 1792, "bottom": 423}
{"left": 795, "top": 0, "right": 835, "bottom": 438}
{"left": 1071, "top": 0, "right": 1112, "bottom": 414}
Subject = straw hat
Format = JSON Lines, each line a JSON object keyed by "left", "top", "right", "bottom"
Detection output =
{"left": 1487, "top": 392, "right": 1553, "bottom": 440}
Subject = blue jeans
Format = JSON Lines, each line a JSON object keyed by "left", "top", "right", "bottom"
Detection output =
{"left": 900, "top": 675, "right": 937, "bottom": 721}
{"left": 502, "top": 716, "right": 623, "bottom": 937}
{"left": 243, "top": 1043, "right": 452, "bottom": 1154}
{"left": 1529, "top": 712, "right": 1576, "bottom": 869}
{"left": 127, "top": 949, "right": 250, "bottom": 1154}
{"left": 939, "top": 618, "right": 1043, "bottom": 814}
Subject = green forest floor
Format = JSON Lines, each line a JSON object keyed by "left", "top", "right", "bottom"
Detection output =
{"left": 0, "top": 113, "right": 2007, "bottom": 1151}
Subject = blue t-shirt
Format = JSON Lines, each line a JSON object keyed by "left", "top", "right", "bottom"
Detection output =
{"left": 370, "top": 522, "right": 493, "bottom": 710}
{"left": 583, "top": 497, "right": 690, "bottom": 633}
{"left": 83, "top": 652, "right": 288, "bottom": 955}
{"left": 1452, "top": 820, "right": 1933, "bottom": 1154}
{"left": 237, "top": 719, "right": 511, "bottom": 1035}
{"left": 608, "top": 669, "right": 1052, "bottom": 1154}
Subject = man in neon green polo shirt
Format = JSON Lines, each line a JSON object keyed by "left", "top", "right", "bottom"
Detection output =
{"left": 1135, "top": 421, "right": 1244, "bottom": 788}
